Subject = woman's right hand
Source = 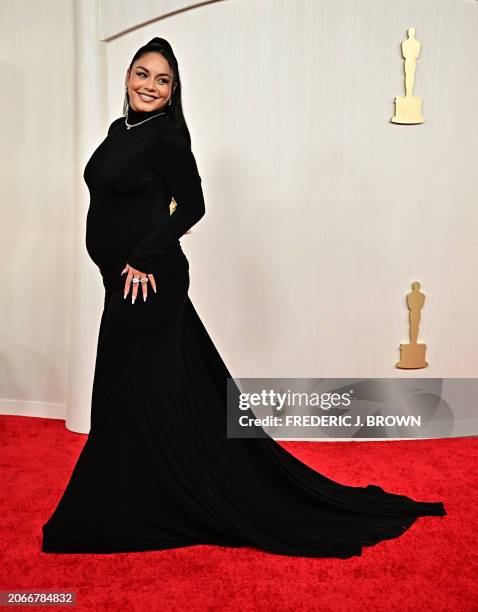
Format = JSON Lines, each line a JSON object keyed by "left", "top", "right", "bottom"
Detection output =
{"left": 121, "top": 264, "right": 157, "bottom": 304}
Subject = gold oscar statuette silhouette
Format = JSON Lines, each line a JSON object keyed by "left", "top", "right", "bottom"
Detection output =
{"left": 396, "top": 281, "right": 428, "bottom": 369}
{"left": 391, "top": 27, "right": 424, "bottom": 124}
{"left": 170, "top": 197, "right": 192, "bottom": 233}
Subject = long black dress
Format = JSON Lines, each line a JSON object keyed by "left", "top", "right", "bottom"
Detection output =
{"left": 41, "top": 107, "right": 446, "bottom": 558}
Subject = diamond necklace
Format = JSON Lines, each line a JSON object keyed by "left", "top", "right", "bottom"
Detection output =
{"left": 125, "top": 109, "right": 166, "bottom": 130}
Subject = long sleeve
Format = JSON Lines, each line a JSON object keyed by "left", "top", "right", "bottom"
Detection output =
{"left": 127, "top": 126, "right": 205, "bottom": 273}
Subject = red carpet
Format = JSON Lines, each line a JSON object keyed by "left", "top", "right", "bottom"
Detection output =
{"left": 1, "top": 414, "right": 476, "bottom": 611}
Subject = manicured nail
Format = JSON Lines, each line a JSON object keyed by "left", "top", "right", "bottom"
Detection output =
{"left": 153, "top": 287, "right": 157, "bottom": 293}
{"left": 143, "top": 295, "right": 146, "bottom": 302}
{"left": 132, "top": 296, "right": 135, "bottom": 304}
{"left": 123, "top": 293, "right": 127, "bottom": 299}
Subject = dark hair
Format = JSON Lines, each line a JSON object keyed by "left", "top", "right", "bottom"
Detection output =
{"left": 124, "top": 37, "right": 191, "bottom": 147}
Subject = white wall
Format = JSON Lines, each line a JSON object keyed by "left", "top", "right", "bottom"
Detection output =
{"left": 106, "top": 0, "right": 478, "bottom": 379}
{"left": 0, "top": 0, "right": 75, "bottom": 418}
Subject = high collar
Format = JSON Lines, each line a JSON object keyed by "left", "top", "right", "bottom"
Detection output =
{"left": 125, "top": 104, "right": 169, "bottom": 126}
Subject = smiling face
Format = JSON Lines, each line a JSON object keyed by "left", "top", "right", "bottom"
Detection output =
{"left": 126, "top": 51, "right": 176, "bottom": 112}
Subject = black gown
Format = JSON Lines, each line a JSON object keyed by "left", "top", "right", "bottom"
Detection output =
{"left": 41, "top": 107, "right": 446, "bottom": 558}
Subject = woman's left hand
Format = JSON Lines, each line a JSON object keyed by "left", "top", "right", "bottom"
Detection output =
{"left": 121, "top": 264, "right": 157, "bottom": 304}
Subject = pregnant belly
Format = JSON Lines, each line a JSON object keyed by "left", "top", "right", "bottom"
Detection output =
{"left": 86, "top": 205, "right": 146, "bottom": 269}
{"left": 86, "top": 205, "right": 188, "bottom": 292}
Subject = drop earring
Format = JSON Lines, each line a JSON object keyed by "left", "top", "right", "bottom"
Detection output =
{"left": 123, "top": 85, "right": 129, "bottom": 116}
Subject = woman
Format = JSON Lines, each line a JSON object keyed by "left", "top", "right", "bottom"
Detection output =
{"left": 41, "top": 37, "right": 446, "bottom": 558}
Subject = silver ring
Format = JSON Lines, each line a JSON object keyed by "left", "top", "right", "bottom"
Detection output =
{"left": 132, "top": 278, "right": 140, "bottom": 284}
{"left": 139, "top": 277, "right": 149, "bottom": 283}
